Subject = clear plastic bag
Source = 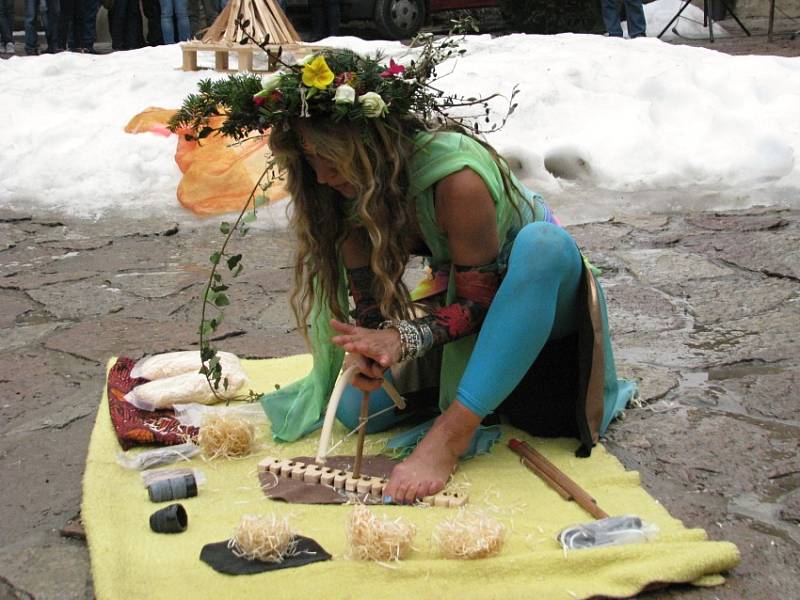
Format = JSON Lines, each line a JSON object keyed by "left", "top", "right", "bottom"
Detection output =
{"left": 116, "top": 442, "right": 200, "bottom": 470}
{"left": 131, "top": 350, "right": 242, "bottom": 380}
{"left": 140, "top": 467, "right": 207, "bottom": 488}
{"left": 123, "top": 371, "right": 248, "bottom": 411}
{"left": 172, "top": 402, "right": 268, "bottom": 428}
{"left": 125, "top": 351, "right": 249, "bottom": 411}
{"left": 557, "top": 515, "right": 659, "bottom": 551}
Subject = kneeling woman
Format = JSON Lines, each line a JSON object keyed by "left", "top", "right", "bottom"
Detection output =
{"left": 176, "top": 48, "right": 635, "bottom": 504}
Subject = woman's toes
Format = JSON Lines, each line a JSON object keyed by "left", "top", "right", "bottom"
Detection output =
{"left": 402, "top": 483, "right": 420, "bottom": 505}
{"left": 420, "top": 479, "right": 443, "bottom": 498}
{"left": 394, "top": 482, "right": 411, "bottom": 505}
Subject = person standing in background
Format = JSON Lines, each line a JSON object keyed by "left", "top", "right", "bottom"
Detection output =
{"left": 187, "top": 0, "right": 202, "bottom": 37}
{"left": 309, "top": 0, "right": 339, "bottom": 41}
{"left": 24, "top": 0, "right": 59, "bottom": 54}
{"left": 160, "top": 0, "right": 190, "bottom": 43}
{"left": 0, "top": 0, "right": 13, "bottom": 54}
{"left": 110, "top": 0, "right": 144, "bottom": 50}
{"left": 600, "top": 0, "right": 646, "bottom": 38}
{"left": 58, "top": 0, "right": 85, "bottom": 50}
{"left": 81, "top": 0, "right": 101, "bottom": 51}
{"left": 141, "top": 0, "right": 163, "bottom": 45}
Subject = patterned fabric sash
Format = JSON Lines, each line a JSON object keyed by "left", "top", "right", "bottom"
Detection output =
{"left": 107, "top": 357, "right": 198, "bottom": 450}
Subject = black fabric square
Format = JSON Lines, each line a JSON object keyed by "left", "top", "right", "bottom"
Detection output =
{"left": 200, "top": 535, "right": 332, "bottom": 575}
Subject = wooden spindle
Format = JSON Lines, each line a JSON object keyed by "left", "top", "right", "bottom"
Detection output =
{"left": 352, "top": 391, "right": 370, "bottom": 479}
{"left": 508, "top": 439, "right": 609, "bottom": 520}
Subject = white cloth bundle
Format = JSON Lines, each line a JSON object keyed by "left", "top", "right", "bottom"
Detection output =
{"left": 125, "top": 351, "right": 248, "bottom": 411}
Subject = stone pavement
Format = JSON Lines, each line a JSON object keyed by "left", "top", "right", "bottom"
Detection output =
{"left": 1, "top": 203, "right": 798, "bottom": 599}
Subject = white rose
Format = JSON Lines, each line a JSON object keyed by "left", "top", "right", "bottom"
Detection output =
{"left": 334, "top": 84, "right": 356, "bottom": 105}
{"left": 261, "top": 72, "right": 282, "bottom": 92}
{"left": 358, "top": 92, "right": 388, "bottom": 118}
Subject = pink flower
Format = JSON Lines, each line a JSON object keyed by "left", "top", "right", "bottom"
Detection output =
{"left": 380, "top": 59, "right": 405, "bottom": 78}
{"left": 253, "top": 95, "right": 266, "bottom": 106}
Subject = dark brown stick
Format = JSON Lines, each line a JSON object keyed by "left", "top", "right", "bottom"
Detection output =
{"left": 520, "top": 457, "right": 573, "bottom": 502}
{"left": 352, "top": 391, "right": 370, "bottom": 478}
{"left": 509, "top": 438, "right": 609, "bottom": 520}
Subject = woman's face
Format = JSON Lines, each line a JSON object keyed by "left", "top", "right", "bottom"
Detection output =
{"left": 296, "top": 124, "right": 357, "bottom": 199}
{"left": 304, "top": 152, "right": 357, "bottom": 199}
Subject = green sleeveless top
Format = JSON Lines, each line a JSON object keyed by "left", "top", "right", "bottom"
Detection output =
{"left": 261, "top": 130, "right": 555, "bottom": 441}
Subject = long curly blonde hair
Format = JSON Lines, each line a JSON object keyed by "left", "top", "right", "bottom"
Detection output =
{"left": 269, "top": 115, "right": 527, "bottom": 345}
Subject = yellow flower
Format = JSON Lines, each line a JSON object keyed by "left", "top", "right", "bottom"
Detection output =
{"left": 302, "top": 56, "right": 335, "bottom": 90}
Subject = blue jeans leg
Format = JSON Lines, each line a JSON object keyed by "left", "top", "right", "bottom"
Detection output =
{"left": 160, "top": 0, "right": 175, "bottom": 43}
{"left": 44, "top": 0, "right": 60, "bottom": 49}
{"left": 600, "top": 0, "right": 623, "bottom": 37}
{"left": 624, "top": 0, "right": 647, "bottom": 37}
{"left": 174, "top": 0, "right": 190, "bottom": 41}
{"left": 83, "top": 0, "right": 100, "bottom": 47}
{"left": 0, "top": 0, "right": 13, "bottom": 44}
{"left": 24, "top": 0, "right": 40, "bottom": 52}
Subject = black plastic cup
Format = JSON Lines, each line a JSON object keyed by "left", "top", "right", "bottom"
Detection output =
{"left": 149, "top": 503, "right": 188, "bottom": 533}
{"left": 147, "top": 474, "right": 198, "bottom": 503}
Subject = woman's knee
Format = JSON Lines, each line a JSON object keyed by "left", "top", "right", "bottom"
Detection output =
{"left": 509, "top": 222, "right": 581, "bottom": 278}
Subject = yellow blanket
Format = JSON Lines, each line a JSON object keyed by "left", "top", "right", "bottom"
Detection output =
{"left": 84, "top": 355, "right": 739, "bottom": 600}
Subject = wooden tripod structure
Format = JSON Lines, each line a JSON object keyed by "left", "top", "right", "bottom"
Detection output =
{"left": 199, "top": 0, "right": 301, "bottom": 45}
{"left": 181, "top": 0, "right": 309, "bottom": 73}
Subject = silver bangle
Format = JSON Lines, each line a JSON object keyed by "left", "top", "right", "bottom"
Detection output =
{"left": 417, "top": 321, "right": 434, "bottom": 356}
{"left": 380, "top": 319, "right": 429, "bottom": 362}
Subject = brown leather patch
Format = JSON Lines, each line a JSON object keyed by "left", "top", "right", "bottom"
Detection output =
{"left": 258, "top": 455, "right": 398, "bottom": 504}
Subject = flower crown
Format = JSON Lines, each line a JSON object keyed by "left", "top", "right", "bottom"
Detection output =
{"left": 256, "top": 52, "right": 413, "bottom": 121}
{"left": 169, "top": 27, "right": 517, "bottom": 143}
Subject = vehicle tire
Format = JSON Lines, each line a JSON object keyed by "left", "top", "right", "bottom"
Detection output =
{"left": 374, "top": 0, "right": 427, "bottom": 40}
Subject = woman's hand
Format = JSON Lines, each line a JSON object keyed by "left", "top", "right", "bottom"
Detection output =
{"left": 330, "top": 319, "right": 402, "bottom": 367}
{"left": 342, "top": 352, "right": 385, "bottom": 392}
{"left": 331, "top": 319, "right": 402, "bottom": 391}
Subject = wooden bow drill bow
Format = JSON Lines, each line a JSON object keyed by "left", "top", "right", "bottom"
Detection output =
{"left": 315, "top": 365, "right": 407, "bottom": 477}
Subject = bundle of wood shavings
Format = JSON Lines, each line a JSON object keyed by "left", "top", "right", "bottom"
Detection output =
{"left": 228, "top": 514, "right": 297, "bottom": 563}
{"left": 432, "top": 509, "right": 506, "bottom": 559}
{"left": 346, "top": 505, "right": 416, "bottom": 563}
{"left": 197, "top": 413, "right": 256, "bottom": 459}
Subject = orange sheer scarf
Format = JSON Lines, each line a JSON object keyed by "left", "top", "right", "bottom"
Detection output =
{"left": 125, "top": 107, "right": 288, "bottom": 216}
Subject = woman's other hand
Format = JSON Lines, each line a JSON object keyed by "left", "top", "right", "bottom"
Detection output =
{"left": 341, "top": 352, "right": 385, "bottom": 392}
{"left": 331, "top": 319, "right": 402, "bottom": 391}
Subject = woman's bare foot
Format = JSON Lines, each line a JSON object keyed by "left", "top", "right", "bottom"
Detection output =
{"left": 382, "top": 400, "right": 481, "bottom": 504}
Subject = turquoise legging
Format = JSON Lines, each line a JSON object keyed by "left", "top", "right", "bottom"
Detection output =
{"left": 336, "top": 221, "right": 583, "bottom": 429}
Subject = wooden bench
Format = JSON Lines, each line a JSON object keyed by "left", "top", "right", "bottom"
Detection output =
{"left": 180, "top": 41, "right": 315, "bottom": 73}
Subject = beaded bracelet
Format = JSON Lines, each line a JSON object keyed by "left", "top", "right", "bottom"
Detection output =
{"left": 379, "top": 320, "right": 433, "bottom": 362}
